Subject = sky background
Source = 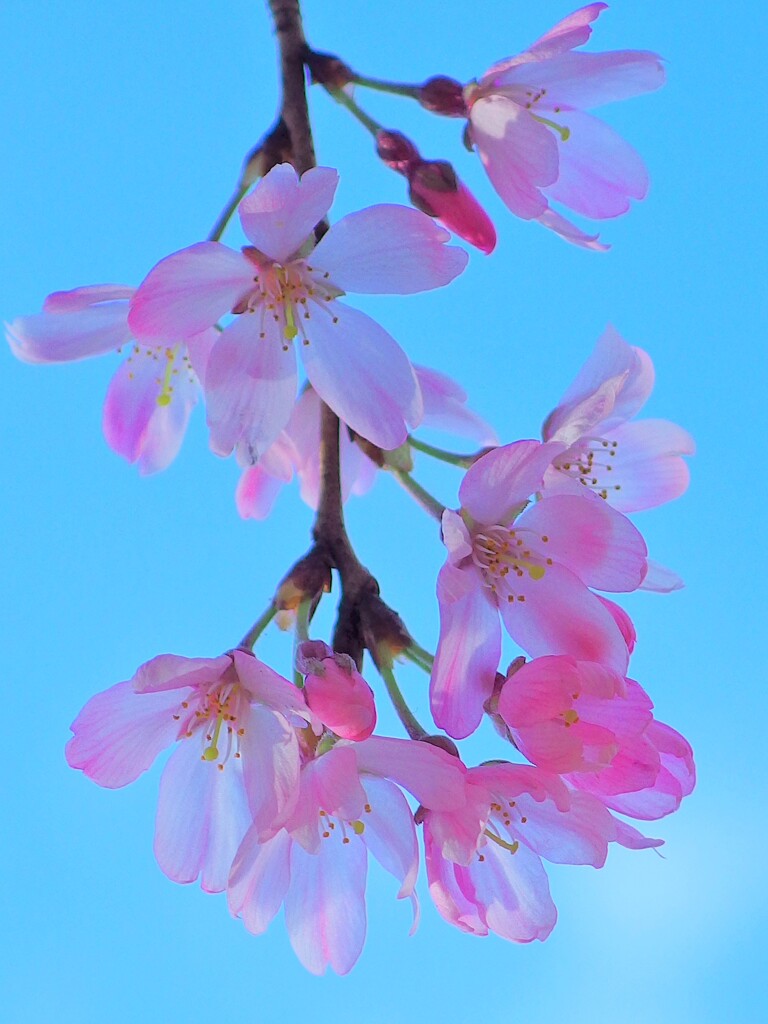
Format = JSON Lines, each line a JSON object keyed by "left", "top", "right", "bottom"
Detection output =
{"left": 1, "top": 1, "right": 766, "bottom": 1021}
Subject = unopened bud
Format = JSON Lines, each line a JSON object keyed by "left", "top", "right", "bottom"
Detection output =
{"left": 305, "top": 49, "right": 355, "bottom": 90}
{"left": 375, "top": 129, "right": 420, "bottom": 172}
{"left": 418, "top": 76, "right": 468, "bottom": 117}
{"left": 297, "top": 640, "right": 377, "bottom": 741}
{"left": 409, "top": 160, "right": 496, "bottom": 254}
{"left": 274, "top": 548, "right": 331, "bottom": 611}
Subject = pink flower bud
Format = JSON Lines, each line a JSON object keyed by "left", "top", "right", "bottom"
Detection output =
{"left": 408, "top": 160, "right": 496, "bottom": 254}
{"left": 375, "top": 129, "right": 420, "bottom": 172}
{"left": 417, "top": 76, "right": 468, "bottom": 117}
{"left": 297, "top": 640, "right": 377, "bottom": 741}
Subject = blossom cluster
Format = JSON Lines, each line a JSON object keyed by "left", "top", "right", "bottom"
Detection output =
{"left": 7, "top": 4, "right": 694, "bottom": 977}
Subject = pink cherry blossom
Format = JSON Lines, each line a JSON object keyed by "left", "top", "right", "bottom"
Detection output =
{"left": 128, "top": 163, "right": 468, "bottom": 460}
{"left": 566, "top": 717, "right": 696, "bottom": 820}
{"left": 497, "top": 655, "right": 655, "bottom": 775}
{"left": 66, "top": 649, "right": 311, "bottom": 892}
{"left": 228, "top": 736, "right": 466, "bottom": 974}
{"left": 541, "top": 326, "right": 695, "bottom": 511}
{"left": 236, "top": 364, "right": 497, "bottom": 520}
{"left": 423, "top": 762, "right": 618, "bottom": 943}
{"left": 464, "top": 4, "right": 665, "bottom": 246}
{"left": 6, "top": 285, "right": 214, "bottom": 474}
{"left": 297, "top": 640, "right": 377, "bottom": 741}
{"left": 432, "top": 440, "right": 648, "bottom": 738}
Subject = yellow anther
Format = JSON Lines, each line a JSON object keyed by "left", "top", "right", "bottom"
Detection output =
{"left": 563, "top": 709, "right": 580, "bottom": 727}
{"left": 351, "top": 821, "right": 365, "bottom": 835}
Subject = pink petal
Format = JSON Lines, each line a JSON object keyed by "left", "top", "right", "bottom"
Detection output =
{"left": 416, "top": 364, "right": 499, "bottom": 444}
{"left": 550, "top": 325, "right": 644, "bottom": 417}
{"left": 594, "top": 419, "right": 694, "bottom": 512}
{"left": 133, "top": 653, "right": 231, "bottom": 693}
{"left": 352, "top": 736, "right": 467, "bottom": 811}
{"left": 232, "top": 649, "right": 310, "bottom": 719}
{"left": 640, "top": 559, "right": 684, "bottom": 593}
{"left": 43, "top": 284, "right": 135, "bottom": 312}
{"left": 236, "top": 464, "right": 286, "bottom": 519}
{"left": 311, "top": 205, "right": 468, "bottom": 294}
{"left": 239, "top": 165, "right": 339, "bottom": 263}
{"left": 597, "top": 596, "right": 637, "bottom": 652}
{"left": 459, "top": 440, "right": 563, "bottom": 525}
{"left": 545, "top": 110, "right": 649, "bottom": 218}
{"left": 611, "top": 818, "right": 664, "bottom": 850}
{"left": 205, "top": 315, "right": 298, "bottom": 460}
{"left": 470, "top": 96, "right": 558, "bottom": 219}
{"left": 128, "top": 242, "right": 254, "bottom": 342}
{"left": 535, "top": 208, "right": 609, "bottom": 249}
{"left": 359, "top": 777, "right": 419, "bottom": 901}
{"left": 425, "top": 780, "right": 491, "bottom": 866}
{"left": 543, "top": 374, "right": 626, "bottom": 444}
{"left": 285, "top": 835, "right": 368, "bottom": 975}
{"left": 6, "top": 302, "right": 132, "bottom": 364}
{"left": 518, "top": 493, "right": 647, "bottom": 591}
{"left": 238, "top": 705, "right": 301, "bottom": 840}
{"left": 493, "top": 50, "right": 665, "bottom": 109}
{"left": 66, "top": 680, "right": 183, "bottom": 788}
{"left": 498, "top": 561, "right": 630, "bottom": 673}
{"left": 471, "top": 838, "right": 556, "bottom": 943}
{"left": 431, "top": 561, "right": 501, "bottom": 738}
{"left": 228, "top": 827, "right": 292, "bottom": 934}
{"left": 299, "top": 301, "right": 421, "bottom": 450}
{"left": 153, "top": 741, "right": 251, "bottom": 892}
{"left": 424, "top": 829, "right": 489, "bottom": 936}
{"left": 103, "top": 347, "right": 197, "bottom": 474}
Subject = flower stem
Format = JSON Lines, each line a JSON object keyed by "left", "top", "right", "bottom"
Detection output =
{"left": 393, "top": 470, "right": 446, "bottom": 520}
{"left": 293, "top": 598, "right": 312, "bottom": 686}
{"left": 327, "top": 87, "right": 383, "bottom": 137}
{"left": 379, "top": 664, "right": 428, "bottom": 740}
{"left": 238, "top": 603, "right": 277, "bottom": 648}
{"left": 404, "top": 640, "right": 435, "bottom": 671}
{"left": 409, "top": 435, "right": 477, "bottom": 468}
{"left": 350, "top": 73, "right": 422, "bottom": 100}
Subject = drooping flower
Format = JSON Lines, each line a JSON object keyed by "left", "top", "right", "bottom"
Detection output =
{"left": 66, "top": 649, "right": 311, "bottom": 892}
{"left": 128, "top": 163, "right": 468, "bottom": 461}
{"left": 432, "top": 440, "right": 647, "bottom": 738}
{"left": 423, "top": 762, "right": 625, "bottom": 943}
{"left": 541, "top": 326, "right": 695, "bottom": 511}
{"left": 235, "top": 363, "right": 497, "bottom": 520}
{"left": 461, "top": 4, "right": 665, "bottom": 247}
{"left": 228, "top": 736, "right": 466, "bottom": 975}
{"left": 296, "top": 640, "right": 377, "bottom": 741}
{"left": 6, "top": 285, "right": 213, "bottom": 474}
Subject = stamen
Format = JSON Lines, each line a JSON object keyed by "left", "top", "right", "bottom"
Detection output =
{"left": 532, "top": 114, "right": 570, "bottom": 142}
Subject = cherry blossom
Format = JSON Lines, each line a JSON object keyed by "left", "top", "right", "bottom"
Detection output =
{"left": 66, "top": 649, "right": 311, "bottom": 892}
{"left": 228, "top": 736, "right": 466, "bottom": 974}
{"left": 432, "top": 440, "right": 648, "bottom": 738}
{"left": 423, "top": 762, "right": 617, "bottom": 943}
{"left": 128, "top": 163, "right": 468, "bottom": 460}
{"left": 541, "top": 325, "right": 695, "bottom": 511}
{"left": 463, "top": 4, "right": 665, "bottom": 246}
{"left": 6, "top": 285, "right": 213, "bottom": 474}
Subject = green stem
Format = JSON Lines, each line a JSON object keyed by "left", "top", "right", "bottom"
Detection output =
{"left": 393, "top": 470, "right": 446, "bottom": 520}
{"left": 328, "top": 86, "right": 383, "bottom": 136}
{"left": 405, "top": 640, "right": 435, "bottom": 670}
{"left": 207, "top": 181, "right": 250, "bottom": 242}
{"left": 379, "top": 664, "right": 428, "bottom": 740}
{"left": 350, "top": 73, "right": 422, "bottom": 100}
{"left": 293, "top": 598, "right": 313, "bottom": 687}
{"left": 409, "top": 436, "right": 477, "bottom": 468}
{"left": 238, "top": 603, "right": 278, "bottom": 649}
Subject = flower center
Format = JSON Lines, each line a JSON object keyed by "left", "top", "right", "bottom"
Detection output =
{"left": 554, "top": 437, "right": 622, "bottom": 500}
{"left": 234, "top": 249, "right": 345, "bottom": 351}
{"left": 123, "top": 343, "right": 195, "bottom": 406}
{"left": 472, "top": 524, "right": 553, "bottom": 603}
{"left": 318, "top": 802, "right": 372, "bottom": 844}
{"left": 172, "top": 682, "right": 249, "bottom": 770}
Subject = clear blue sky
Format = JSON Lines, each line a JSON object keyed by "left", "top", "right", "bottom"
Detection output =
{"left": 1, "top": 1, "right": 766, "bottom": 1021}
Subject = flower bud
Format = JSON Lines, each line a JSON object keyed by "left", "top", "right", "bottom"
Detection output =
{"left": 305, "top": 50, "right": 355, "bottom": 90}
{"left": 297, "top": 640, "right": 376, "bottom": 741}
{"left": 274, "top": 549, "right": 331, "bottom": 612}
{"left": 408, "top": 160, "right": 496, "bottom": 254}
{"left": 375, "top": 129, "right": 420, "bottom": 172}
{"left": 418, "top": 75, "right": 468, "bottom": 117}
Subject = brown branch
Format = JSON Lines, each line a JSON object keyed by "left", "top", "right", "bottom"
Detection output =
{"left": 267, "top": 0, "right": 409, "bottom": 664}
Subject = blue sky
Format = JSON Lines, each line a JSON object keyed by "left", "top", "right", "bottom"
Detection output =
{"left": 1, "top": 1, "right": 766, "bottom": 1021}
